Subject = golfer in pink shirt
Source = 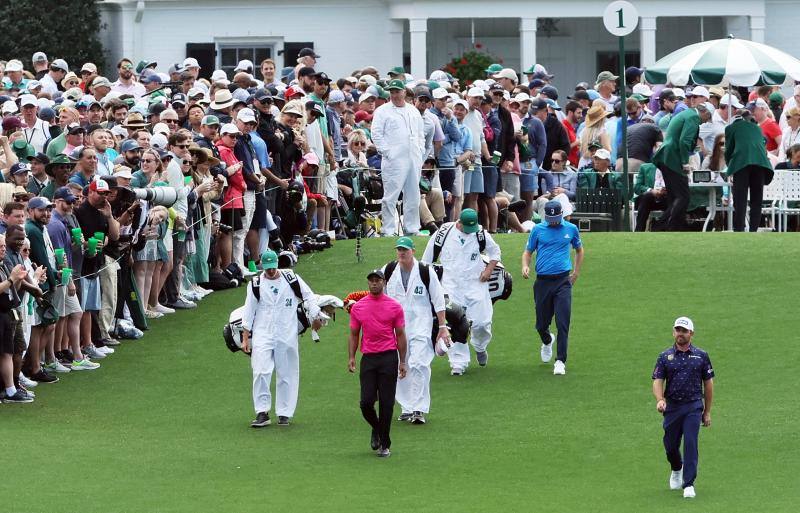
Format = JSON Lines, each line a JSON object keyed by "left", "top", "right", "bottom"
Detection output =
{"left": 348, "top": 269, "right": 407, "bottom": 458}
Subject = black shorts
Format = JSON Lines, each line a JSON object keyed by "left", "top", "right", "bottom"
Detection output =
{"left": 0, "top": 312, "right": 16, "bottom": 355}
{"left": 221, "top": 208, "right": 244, "bottom": 231}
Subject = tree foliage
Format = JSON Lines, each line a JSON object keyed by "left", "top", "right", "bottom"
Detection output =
{"left": 0, "top": 0, "right": 105, "bottom": 72}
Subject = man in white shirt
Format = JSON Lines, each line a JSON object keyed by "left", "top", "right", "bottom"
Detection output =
{"left": 111, "top": 58, "right": 146, "bottom": 99}
{"left": 371, "top": 79, "right": 426, "bottom": 236}
{"left": 19, "top": 95, "right": 50, "bottom": 153}
{"left": 39, "top": 59, "right": 69, "bottom": 97}
{"left": 700, "top": 94, "right": 740, "bottom": 155}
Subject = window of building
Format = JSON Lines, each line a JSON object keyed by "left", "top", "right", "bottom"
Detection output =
{"left": 218, "top": 45, "right": 274, "bottom": 76}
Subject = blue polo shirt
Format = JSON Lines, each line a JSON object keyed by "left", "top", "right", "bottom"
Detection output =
{"left": 249, "top": 131, "right": 272, "bottom": 169}
{"left": 652, "top": 344, "right": 714, "bottom": 404}
{"left": 525, "top": 220, "right": 582, "bottom": 276}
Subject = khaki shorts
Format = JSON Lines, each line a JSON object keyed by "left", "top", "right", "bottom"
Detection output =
{"left": 64, "top": 289, "right": 82, "bottom": 316}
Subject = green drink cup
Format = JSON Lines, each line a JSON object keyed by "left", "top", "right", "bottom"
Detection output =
{"left": 87, "top": 238, "right": 98, "bottom": 257}
{"left": 61, "top": 268, "right": 72, "bottom": 285}
{"left": 54, "top": 248, "right": 65, "bottom": 267}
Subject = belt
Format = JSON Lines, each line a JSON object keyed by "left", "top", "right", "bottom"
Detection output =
{"left": 536, "top": 271, "right": 570, "bottom": 280}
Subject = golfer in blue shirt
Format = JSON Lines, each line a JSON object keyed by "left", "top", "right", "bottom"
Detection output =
{"left": 521, "top": 201, "right": 584, "bottom": 375}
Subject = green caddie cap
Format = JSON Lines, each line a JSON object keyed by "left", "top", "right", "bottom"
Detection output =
{"left": 261, "top": 250, "right": 278, "bottom": 269}
{"left": 385, "top": 79, "right": 405, "bottom": 91}
{"left": 395, "top": 236, "right": 415, "bottom": 250}
{"left": 459, "top": 208, "right": 479, "bottom": 234}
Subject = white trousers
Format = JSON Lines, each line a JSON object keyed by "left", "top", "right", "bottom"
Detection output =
{"left": 381, "top": 159, "right": 421, "bottom": 236}
{"left": 250, "top": 339, "right": 300, "bottom": 417}
{"left": 447, "top": 285, "right": 493, "bottom": 371}
{"left": 234, "top": 190, "right": 256, "bottom": 269}
{"left": 98, "top": 256, "right": 120, "bottom": 339}
{"left": 395, "top": 335, "right": 435, "bottom": 414}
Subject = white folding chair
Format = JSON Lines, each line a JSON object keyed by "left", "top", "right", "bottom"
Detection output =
{"left": 779, "top": 170, "right": 800, "bottom": 230}
{"left": 761, "top": 170, "right": 784, "bottom": 232}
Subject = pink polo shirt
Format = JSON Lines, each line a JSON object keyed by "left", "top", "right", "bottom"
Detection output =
{"left": 349, "top": 293, "right": 405, "bottom": 354}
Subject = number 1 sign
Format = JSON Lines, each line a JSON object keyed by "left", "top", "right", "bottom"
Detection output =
{"left": 603, "top": 1, "right": 639, "bottom": 36}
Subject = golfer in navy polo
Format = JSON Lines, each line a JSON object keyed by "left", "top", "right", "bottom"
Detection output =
{"left": 521, "top": 200, "right": 584, "bottom": 375}
{"left": 652, "top": 316, "right": 714, "bottom": 499}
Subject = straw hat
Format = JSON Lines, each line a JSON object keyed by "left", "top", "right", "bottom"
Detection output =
{"left": 121, "top": 112, "right": 149, "bottom": 129}
{"left": 210, "top": 89, "right": 235, "bottom": 110}
{"left": 584, "top": 104, "right": 608, "bottom": 128}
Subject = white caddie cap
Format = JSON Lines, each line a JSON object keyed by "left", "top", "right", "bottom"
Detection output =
{"left": 673, "top": 317, "right": 694, "bottom": 331}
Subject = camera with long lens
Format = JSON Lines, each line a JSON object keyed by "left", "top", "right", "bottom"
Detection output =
{"left": 131, "top": 187, "right": 178, "bottom": 207}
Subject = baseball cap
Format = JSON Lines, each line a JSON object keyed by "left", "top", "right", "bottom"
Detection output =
{"left": 432, "top": 88, "right": 449, "bottom": 100}
{"left": 5, "top": 59, "right": 23, "bottom": 73}
{"left": 114, "top": 165, "right": 133, "bottom": 179}
{"left": 220, "top": 123, "right": 241, "bottom": 136}
{"left": 237, "top": 108, "right": 257, "bottom": 123}
{"left": 28, "top": 197, "right": 53, "bottom": 210}
{"left": 544, "top": 98, "right": 561, "bottom": 111}
{"left": 51, "top": 59, "right": 69, "bottom": 72}
{"left": 67, "top": 123, "right": 86, "bottom": 135}
{"left": 20, "top": 94, "right": 38, "bottom": 107}
{"left": 719, "top": 94, "right": 743, "bottom": 109}
{"left": 386, "top": 79, "right": 405, "bottom": 91}
{"left": 253, "top": 89, "right": 273, "bottom": 103}
{"left": 673, "top": 316, "right": 694, "bottom": 331}
{"left": 467, "top": 87, "right": 484, "bottom": 98}
{"left": 140, "top": 69, "right": 162, "bottom": 84}
{"left": 595, "top": 71, "right": 618, "bottom": 84}
{"left": 303, "top": 152, "right": 320, "bottom": 166}
{"left": 414, "top": 87, "right": 432, "bottom": 100}
{"left": 285, "top": 86, "right": 306, "bottom": 99}
{"left": 234, "top": 59, "right": 254, "bottom": 72}
{"left": 625, "top": 66, "right": 643, "bottom": 79}
{"left": 688, "top": 86, "right": 710, "bottom": 99}
{"left": 528, "top": 79, "right": 546, "bottom": 90}
{"left": 1, "top": 117, "right": 22, "bottom": 133}
{"left": 54, "top": 186, "right": 77, "bottom": 203}
{"left": 1, "top": 100, "right": 18, "bottom": 114}
{"left": 91, "top": 76, "right": 113, "bottom": 89}
{"left": 120, "top": 139, "right": 141, "bottom": 152}
{"left": 366, "top": 269, "right": 385, "bottom": 280}
{"left": 530, "top": 98, "right": 548, "bottom": 111}
{"left": 569, "top": 90, "right": 590, "bottom": 101}
{"left": 492, "top": 68, "right": 519, "bottom": 82}
{"left": 29, "top": 153, "right": 49, "bottom": 164}
{"left": 298, "top": 47, "right": 320, "bottom": 59}
{"left": 89, "top": 178, "right": 111, "bottom": 192}
{"left": 459, "top": 208, "right": 479, "bottom": 234}
{"left": 182, "top": 57, "right": 201, "bottom": 69}
{"left": 81, "top": 62, "right": 98, "bottom": 74}
{"left": 594, "top": 148, "right": 612, "bottom": 161}
{"left": 171, "top": 93, "right": 187, "bottom": 106}
{"left": 354, "top": 111, "right": 373, "bottom": 123}
{"left": 395, "top": 236, "right": 415, "bottom": 250}
{"left": 260, "top": 250, "right": 279, "bottom": 269}
{"left": 306, "top": 102, "right": 325, "bottom": 117}
{"left": 632, "top": 83, "right": 653, "bottom": 97}
{"left": 452, "top": 99, "right": 468, "bottom": 109}
{"left": 201, "top": 114, "right": 220, "bottom": 126}
{"left": 10, "top": 163, "right": 31, "bottom": 175}
{"left": 672, "top": 88, "right": 687, "bottom": 99}
{"left": 32, "top": 52, "right": 48, "bottom": 63}
{"left": 540, "top": 85, "right": 559, "bottom": 100}
{"left": 327, "top": 89, "right": 346, "bottom": 104}
{"left": 544, "top": 200, "right": 563, "bottom": 223}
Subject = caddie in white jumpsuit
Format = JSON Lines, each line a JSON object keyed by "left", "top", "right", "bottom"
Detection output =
{"left": 241, "top": 250, "right": 320, "bottom": 427}
{"left": 421, "top": 208, "right": 501, "bottom": 375}
{"left": 383, "top": 236, "right": 449, "bottom": 425}
{"left": 371, "top": 79, "right": 426, "bottom": 236}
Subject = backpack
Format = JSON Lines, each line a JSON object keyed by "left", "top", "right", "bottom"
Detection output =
{"left": 431, "top": 223, "right": 486, "bottom": 263}
{"left": 250, "top": 270, "right": 311, "bottom": 335}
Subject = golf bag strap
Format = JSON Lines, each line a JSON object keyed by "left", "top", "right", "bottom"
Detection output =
{"left": 432, "top": 224, "right": 485, "bottom": 262}
{"left": 250, "top": 275, "right": 261, "bottom": 301}
{"left": 281, "top": 270, "right": 304, "bottom": 303}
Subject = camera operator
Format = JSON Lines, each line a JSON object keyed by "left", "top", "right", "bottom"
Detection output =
{"left": 108, "top": 175, "right": 142, "bottom": 334}
{"left": 278, "top": 182, "right": 309, "bottom": 247}
{"left": 418, "top": 158, "right": 445, "bottom": 234}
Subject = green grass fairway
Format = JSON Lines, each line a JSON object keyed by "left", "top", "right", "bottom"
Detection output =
{"left": 3, "top": 234, "right": 798, "bottom": 513}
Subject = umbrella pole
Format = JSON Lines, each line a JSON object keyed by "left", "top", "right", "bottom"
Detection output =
{"left": 619, "top": 35, "right": 631, "bottom": 231}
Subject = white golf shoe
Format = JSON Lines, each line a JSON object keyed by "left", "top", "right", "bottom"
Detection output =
{"left": 670, "top": 469, "right": 683, "bottom": 490}
{"left": 553, "top": 360, "right": 566, "bottom": 375}
{"left": 683, "top": 485, "right": 695, "bottom": 498}
{"left": 541, "top": 333, "right": 555, "bottom": 363}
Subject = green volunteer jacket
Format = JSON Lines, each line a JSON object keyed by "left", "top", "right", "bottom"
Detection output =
{"left": 724, "top": 118, "right": 774, "bottom": 182}
{"left": 633, "top": 163, "right": 658, "bottom": 197}
{"left": 652, "top": 109, "right": 701, "bottom": 173}
{"left": 577, "top": 168, "right": 624, "bottom": 190}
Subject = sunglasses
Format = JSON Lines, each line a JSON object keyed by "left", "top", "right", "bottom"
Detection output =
{"left": 551, "top": 158, "right": 563, "bottom": 163}
{"left": 141, "top": 158, "right": 157, "bottom": 163}
{"left": 80, "top": 71, "right": 93, "bottom": 76}
{"left": 352, "top": 141, "right": 365, "bottom": 147}
{"left": 120, "top": 64, "right": 133, "bottom": 70}
{"left": 164, "top": 119, "right": 180, "bottom": 124}
{"left": 96, "top": 191, "right": 110, "bottom": 196}
{"left": 174, "top": 144, "right": 189, "bottom": 149}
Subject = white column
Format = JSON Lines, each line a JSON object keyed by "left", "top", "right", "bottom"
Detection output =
{"left": 409, "top": 18, "right": 428, "bottom": 80}
{"left": 519, "top": 18, "right": 537, "bottom": 76}
{"left": 750, "top": 15, "right": 765, "bottom": 44}
{"left": 640, "top": 16, "right": 657, "bottom": 68}
{"left": 389, "top": 19, "right": 404, "bottom": 72}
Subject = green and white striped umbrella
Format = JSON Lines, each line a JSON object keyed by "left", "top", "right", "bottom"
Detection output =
{"left": 644, "top": 36, "right": 800, "bottom": 86}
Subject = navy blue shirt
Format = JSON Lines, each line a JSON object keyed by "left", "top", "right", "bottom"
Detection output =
{"left": 652, "top": 344, "right": 714, "bottom": 404}
{"left": 525, "top": 220, "right": 582, "bottom": 276}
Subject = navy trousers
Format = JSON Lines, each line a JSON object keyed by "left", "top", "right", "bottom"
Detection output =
{"left": 533, "top": 273, "right": 572, "bottom": 363}
{"left": 662, "top": 400, "right": 703, "bottom": 487}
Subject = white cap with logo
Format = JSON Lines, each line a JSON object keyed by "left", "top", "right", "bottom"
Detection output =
{"left": 673, "top": 317, "right": 694, "bottom": 331}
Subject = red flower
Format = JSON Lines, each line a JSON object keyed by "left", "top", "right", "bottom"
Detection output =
{"left": 460, "top": 58, "right": 468, "bottom": 65}
{"left": 475, "top": 43, "right": 483, "bottom": 49}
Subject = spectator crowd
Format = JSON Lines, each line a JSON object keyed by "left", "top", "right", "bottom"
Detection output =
{"left": 0, "top": 48, "right": 792, "bottom": 403}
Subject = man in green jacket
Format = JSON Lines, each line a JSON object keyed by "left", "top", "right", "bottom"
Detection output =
{"left": 577, "top": 149, "right": 625, "bottom": 189}
{"left": 724, "top": 114, "right": 773, "bottom": 231}
{"left": 652, "top": 104, "right": 713, "bottom": 230}
{"left": 633, "top": 163, "right": 668, "bottom": 231}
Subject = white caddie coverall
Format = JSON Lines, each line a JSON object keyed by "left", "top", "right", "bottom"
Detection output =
{"left": 383, "top": 259, "right": 446, "bottom": 415}
{"left": 421, "top": 223, "right": 501, "bottom": 371}
{"left": 241, "top": 271, "right": 320, "bottom": 417}
{"left": 371, "top": 101, "right": 426, "bottom": 236}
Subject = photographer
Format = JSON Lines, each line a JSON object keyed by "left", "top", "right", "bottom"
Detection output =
{"left": 418, "top": 158, "right": 445, "bottom": 234}
{"left": 278, "top": 182, "right": 309, "bottom": 247}
{"left": 0, "top": 235, "right": 34, "bottom": 404}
